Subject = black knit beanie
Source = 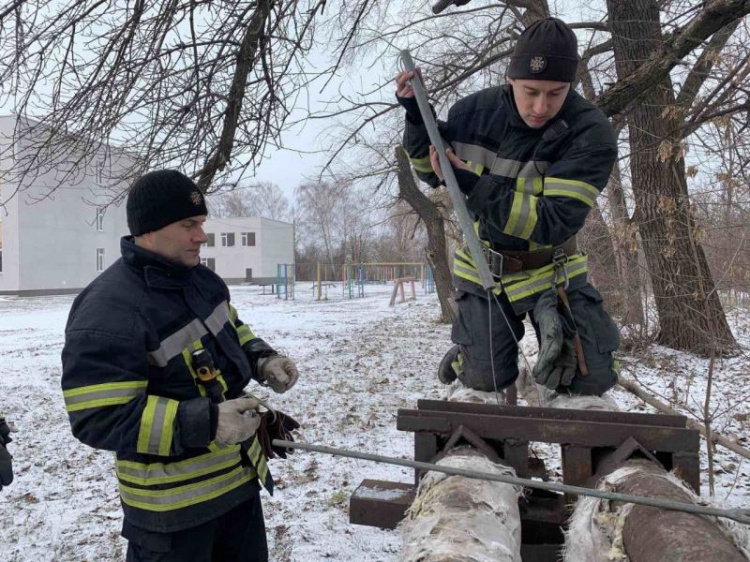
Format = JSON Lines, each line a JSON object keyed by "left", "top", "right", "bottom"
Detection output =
{"left": 126, "top": 170, "right": 208, "bottom": 236}
{"left": 507, "top": 17, "right": 579, "bottom": 82}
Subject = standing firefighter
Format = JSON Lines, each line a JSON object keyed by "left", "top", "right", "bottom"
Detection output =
{"left": 396, "top": 18, "right": 620, "bottom": 396}
{"left": 61, "top": 170, "right": 300, "bottom": 562}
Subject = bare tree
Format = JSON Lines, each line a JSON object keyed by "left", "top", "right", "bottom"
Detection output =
{"left": 0, "top": 0, "right": 332, "bottom": 206}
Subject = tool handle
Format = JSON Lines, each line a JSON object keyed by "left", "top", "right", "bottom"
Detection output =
{"left": 399, "top": 50, "right": 495, "bottom": 290}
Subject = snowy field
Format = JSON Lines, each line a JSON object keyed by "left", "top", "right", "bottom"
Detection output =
{"left": 0, "top": 283, "right": 749, "bottom": 561}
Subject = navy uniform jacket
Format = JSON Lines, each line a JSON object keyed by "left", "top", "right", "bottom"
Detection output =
{"left": 403, "top": 85, "right": 617, "bottom": 312}
{"left": 61, "top": 237, "right": 275, "bottom": 532}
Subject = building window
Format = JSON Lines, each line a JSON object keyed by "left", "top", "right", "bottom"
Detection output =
{"left": 206, "top": 233, "right": 215, "bottom": 247}
{"left": 221, "top": 232, "right": 235, "bottom": 247}
{"left": 96, "top": 207, "right": 105, "bottom": 231}
{"left": 245, "top": 268, "right": 253, "bottom": 280}
{"left": 96, "top": 248, "right": 105, "bottom": 272}
{"left": 241, "top": 232, "right": 256, "bottom": 247}
{"left": 201, "top": 257, "right": 216, "bottom": 271}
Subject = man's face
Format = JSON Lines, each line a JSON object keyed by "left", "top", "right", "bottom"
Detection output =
{"left": 509, "top": 79, "right": 570, "bottom": 129}
{"left": 137, "top": 215, "right": 208, "bottom": 267}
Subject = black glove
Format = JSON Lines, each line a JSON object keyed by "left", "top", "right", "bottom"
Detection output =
{"left": 533, "top": 289, "right": 577, "bottom": 390}
{"left": 257, "top": 410, "right": 300, "bottom": 460}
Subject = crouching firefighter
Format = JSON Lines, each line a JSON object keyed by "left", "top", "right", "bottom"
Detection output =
{"left": 61, "top": 170, "right": 300, "bottom": 562}
{"left": 395, "top": 18, "right": 620, "bottom": 396}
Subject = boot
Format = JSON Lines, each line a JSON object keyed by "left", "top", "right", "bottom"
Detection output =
{"left": 437, "top": 345, "right": 461, "bottom": 385}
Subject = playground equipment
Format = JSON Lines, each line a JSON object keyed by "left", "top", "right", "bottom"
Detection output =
{"left": 276, "top": 263, "right": 295, "bottom": 300}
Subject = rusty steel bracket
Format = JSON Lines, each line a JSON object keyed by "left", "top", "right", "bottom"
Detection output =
{"left": 437, "top": 424, "right": 502, "bottom": 464}
{"left": 586, "top": 436, "right": 664, "bottom": 488}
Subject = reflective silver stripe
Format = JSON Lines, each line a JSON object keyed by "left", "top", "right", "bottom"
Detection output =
{"left": 452, "top": 141, "right": 549, "bottom": 179}
{"left": 148, "top": 301, "right": 230, "bottom": 367}
{"left": 491, "top": 157, "right": 520, "bottom": 177}
{"left": 119, "top": 466, "right": 253, "bottom": 509}
{"left": 518, "top": 160, "right": 549, "bottom": 178}
{"left": 204, "top": 302, "right": 231, "bottom": 336}
{"left": 148, "top": 398, "right": 170, "bottom": 455}
{"left": 452, "top": 141, "right": 496, "bottom": 170}
{"left": 506, "top": 192, "right": 534, "bottom": 238}
{"left": 117, "top": 446, "right": 241, "bottom": 484}
{"left": 64, "top": 384, "right": 146, "bottom": 409}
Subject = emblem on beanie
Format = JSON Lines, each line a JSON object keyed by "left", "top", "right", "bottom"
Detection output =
{"left": 529, "top": 55, "right": 547, "bottom": 73}
{"left": 190, "top": 191, "right": 203, "bottom": 206}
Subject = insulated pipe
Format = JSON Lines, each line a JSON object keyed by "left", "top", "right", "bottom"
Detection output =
{"left": 616, "top": 461, "right": 745, "bottom": 562}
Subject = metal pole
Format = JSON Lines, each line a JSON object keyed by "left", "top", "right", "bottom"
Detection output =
{"left": 399, "top": 50, "right": 495, "bottom": 291}
{"left": 272, "top": 439, "right": 750, "bottom": 525}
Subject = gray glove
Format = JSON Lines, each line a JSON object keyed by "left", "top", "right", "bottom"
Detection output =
{"left": 258, "top": 355, "right": 299, "bottom": 394}
{"left": 533, "top": 289, "right": 577, "bottom": 390}
{"left": 215, "top": 396, "right": 261, "bottom": 445}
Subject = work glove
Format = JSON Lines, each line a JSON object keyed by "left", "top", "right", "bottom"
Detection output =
{"left": 533, "top": 289, "right": 577, "bottom": 390}
{"left": 257, "top": 355, "right": 299, "bottom": 394}
{"left": 215, "top": 396, "right": 262, "bottom": 445}
{"left": 257, "top": 410, "right": 301, "bottom": 460}
{"left": 0, "top": 418, "right": 13, "bottom": 490}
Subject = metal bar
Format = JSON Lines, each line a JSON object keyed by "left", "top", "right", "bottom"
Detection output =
{"left": 399, "top": 50, "right": 496, "bottom": 290}
{"left": 273, "top": 439, "right": 750, "bottom": 525}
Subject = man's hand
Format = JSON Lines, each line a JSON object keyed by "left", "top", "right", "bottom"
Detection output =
{"left": 395, "top": 68, "right": 427, "bottom": 123}
{"left": 215, "top": 396, "right": 262, "bottom": 445}
{"left": 429, "top": 146, "right": 478, "bottom": 194}
{"left": 395, "top": 67, "right": 425, "bottom": 99}
{"left": 258, "top": 355, "right": 299, "bottom": 394}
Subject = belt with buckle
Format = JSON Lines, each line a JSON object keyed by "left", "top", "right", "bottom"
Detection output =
{"left": 482, "top": 237, "right": 578, "bottom": 277}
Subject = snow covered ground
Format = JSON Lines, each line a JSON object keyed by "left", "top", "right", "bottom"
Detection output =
{"left": 0, "top": 283, "right": 748, "bottom": 561}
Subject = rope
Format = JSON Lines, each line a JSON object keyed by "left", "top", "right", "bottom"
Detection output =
{"left": 272, "top": 438, "right": 750, "bottom": 525}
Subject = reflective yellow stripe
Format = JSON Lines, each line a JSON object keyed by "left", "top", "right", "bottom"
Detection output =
{"left": 504, "top": 186, "right": 538, "bottom": 240}
{"left": 137, "top": 396, "right": 179, "bottom": 456}
{"left": 64, "top": 381, "right": 148, "bottom": 413}
{"left": 544, "top": 177, "right": 599, "bottom": 208}
{"left": 119, "top": 465, "right": 256, "bottom": 512}
{"left": 117, "top": 445, "right": 243, "bottom": 486}
{"left": 235, "top": 324, "right": 255, "bottom": 346}
{"left": 409, "top": 155, "right": 432, "bottom": 173}
{"left": 247, "top": 437, "right": 270, "bottom": 486}
{"left": 504, "top": 255, "right": 588, "bottom": 301}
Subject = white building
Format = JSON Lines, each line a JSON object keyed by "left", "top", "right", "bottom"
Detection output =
{"left": 0, "top": 116, "right": 294, "bottom": 294}
{"left": 0, "top": 116, "right": 131, "bottom": 296}
{"left": 200, "top": 216, "right": 294, "bottom": 285}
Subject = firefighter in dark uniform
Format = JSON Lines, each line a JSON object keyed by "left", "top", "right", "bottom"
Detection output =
{"left": 0, "top": 410, "right": 13, "bottom": 491}
{"left": 396, "top": 18, "right": 620, "bottom": 396}
{"left": 61, "top": 170, "right": 300, "bottom": 561}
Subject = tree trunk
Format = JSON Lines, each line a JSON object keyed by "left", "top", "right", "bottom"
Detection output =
{"left": 606, "top": 165, "right": 646, "bottom": 326}
{"left": 395, "top": 147, "right": 456, "bottom": 324}
{"left": 606, "top": 0, "right": 737, "bottom": 354}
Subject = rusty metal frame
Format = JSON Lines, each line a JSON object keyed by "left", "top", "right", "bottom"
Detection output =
{"left": 350, "top": 399, "right": 702, "bottom": 562}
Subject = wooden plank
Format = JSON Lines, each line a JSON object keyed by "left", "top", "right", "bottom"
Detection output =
{"left": 416, "top": 399, "right": 687, "bottom": 428}
{"left": 397, "top": 409, "right": 700, "bottom": 453}
{"left": 349, "top": 479, "right": 415, "bottom": 529}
